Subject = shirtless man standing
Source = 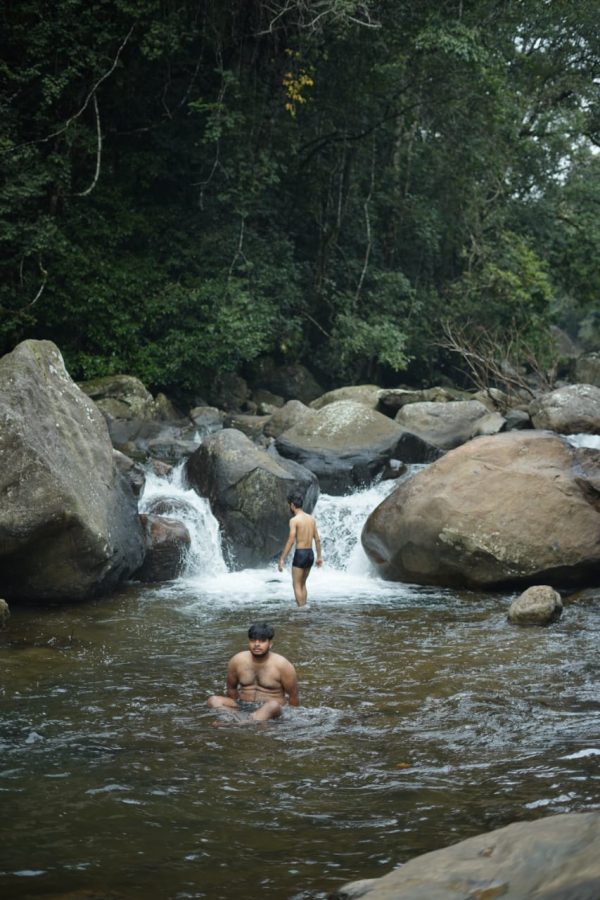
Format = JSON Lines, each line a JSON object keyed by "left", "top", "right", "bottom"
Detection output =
{"left": 207, "top": 623, "right": 299, "bottom": 723}
{"left": 278, "top": 492, "right": 322, "bottom": 607}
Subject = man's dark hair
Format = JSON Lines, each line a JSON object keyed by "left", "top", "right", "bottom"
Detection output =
{"left": 248, "top": 623, "right": 274, "bottom": 640}
{"left": 287, "top": 492, "right": 304, "bottom": 508}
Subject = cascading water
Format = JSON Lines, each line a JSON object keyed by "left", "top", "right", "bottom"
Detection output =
{"left": 138, "top": 461, "right": 417, "bottom": 606}
{"left": 139, "top": 462, "right": 227, "bottom": 577}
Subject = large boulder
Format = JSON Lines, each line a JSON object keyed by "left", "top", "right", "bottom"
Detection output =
{"left": 275, "top": 400, "right": 406, "bottom": 494}
{"left": 310, "top": 385, "right": 381, "bottom": 411}
{"left": 362, "top": 430, "right": 600, "bottom": 589}
{"left": 529, "top": 383, "right": 600, "bottom": 434}
{"left": 185, "top": 429, "right": 319, "bottom": 568}
{"left": 377, "top": 386, "right": 467, "bottom": 417}
{"left": 264, "top": 399, "right": 312, "bottom": 439}
{"left": 253, "top": 360, "right": 323, "bottom": 404}
{"left": 394, "top": 400, "right": 492, "bottom": 451}
{"left": 0, "top": 341, "right": 145, "bottom": 601}
{"left": 336, "top": 811, "right": 600, "bottom": 900}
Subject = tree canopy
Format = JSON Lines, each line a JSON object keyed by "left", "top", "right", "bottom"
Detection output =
{"left": 1, "top": 0, "right": 599, "bottom": 397}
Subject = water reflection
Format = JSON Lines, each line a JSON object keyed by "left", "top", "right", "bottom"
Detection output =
{"left": 1, "top": 479, "right": 599, "bottom": 900}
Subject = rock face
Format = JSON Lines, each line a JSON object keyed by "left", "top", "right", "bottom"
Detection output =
{"left": 507, "top": 585, "right": 563, "bottom": 625}
{"left": 362, "top": 430, "right": 600, "bottom": 589}
{"left": 135, "top": 514, "right": 191, "bottom": 583}
{"left": 394, "top": 400, "right": 492, "bottom": 451}
{"left": 529, "top": 383, "right": 600, "bottom": 434}
{"left": 336, "top": 811, "right": 600, "bottom": 900}
{"left": 0, "top": 341, "right": 145, "bottom": 601}
{"left": 276, "top": 400, "right": 405, "bottom": 494}
{"left": 185, "top": 429, "right": 319, "bottom": 568}
{"left": 310, "top": 385, "right": 381, "bottom": 410}
{"left": 263, "top": 399, "right": 312, "bottom": 439}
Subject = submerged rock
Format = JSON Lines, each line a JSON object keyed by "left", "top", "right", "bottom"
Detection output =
{"left": 0, "top": 340, "right": 145, "bottom": 601}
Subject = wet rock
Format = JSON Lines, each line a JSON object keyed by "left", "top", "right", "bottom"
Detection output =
{"left": 362, "top": 430, "right": 600, "bottom": 589}
{"left": 185, "top": 429, "right": 318, "bottom": 568}
{"left": 529, "top": 384, "right": 600, "bottom": 434}
{"left": 276, "top": 400, "right": 406, "bottom": 494}
{"left": 135, "top": 514, "right": 191, "bottom": 583}
{"left": 508, "top": 585, "right": 563, "bottom": 626}
{"left": 503, "top": 408, "right": 532, "bottom": 431}
{"left": 0, "top": 340, "right": 145, "bottom": 601}
{"left": 112, "top": 449, "right": 145, "bottom": 497}
{"left": 335, "top": 811, "right": 600, "bottom": 900}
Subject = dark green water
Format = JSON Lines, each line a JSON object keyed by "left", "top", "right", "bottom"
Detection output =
{"left": 1, "top": 575, "right": 598, "bottom": 900}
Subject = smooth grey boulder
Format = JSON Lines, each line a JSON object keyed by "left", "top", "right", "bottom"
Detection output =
{"left": 0, "top": 340, "right": 145, "bottom": 601}
{"left": 134, "top": 514, "right": 191, "bottom": 583}
{"left": 362, "top": 430, "right": 600, "bottom": 589}
{"left": 310, "top": 385, "right": 381, "bottom": 411}
{"left": 189, "top": 406, "right": 225, "bottom": 438}
{"left": 185, "top": 429, "right": 318, "bottom": 568}
{"left": 223, "top": 413, "right": 271, "bottom": 444}
{"left": 78, "top": 374, "right": 157, "bottom": 419}
{"left": 264, "top": 399, "right": 312, "bottom": 439}
{"left": 276, "top": 400, "right": 406, "bottom": 494}
{"left": 508, "top": 585, "right": 563, "bottom": 625}
{"left": 335, "top": 811, "right": 600, "bottom": 900}
{"left": 377, "top": 386, "right": 466, "bottom": 417}
{"left": 394, "top": 400, "right": 491, "bottom": 451}
{"left": 529, "top": 384, "right": 600, "bottom": 434}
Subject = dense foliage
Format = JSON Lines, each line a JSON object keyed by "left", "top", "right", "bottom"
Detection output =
{"left": 1, "top": 0, "right": 599, "bottom": 397}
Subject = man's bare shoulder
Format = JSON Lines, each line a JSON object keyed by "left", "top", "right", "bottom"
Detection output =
{"left": 270, "top": 652, "right": 295, "bottom": 671}
{"left": 229, "top": 650, "right": 251, "bottom": 666}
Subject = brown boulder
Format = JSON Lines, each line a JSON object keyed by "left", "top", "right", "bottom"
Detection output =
{"left": 362, "top": 430, "right": 600, "bottom": 589}
{"left": 336, "top": 811, "right": 600, "bottom": 900}
{"left": 507, "top": 585, "right": 563, "bottom": 626}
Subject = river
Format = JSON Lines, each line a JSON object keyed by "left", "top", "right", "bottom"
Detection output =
{"left": 1, "top": 464, "right": 599, "bottom": 899}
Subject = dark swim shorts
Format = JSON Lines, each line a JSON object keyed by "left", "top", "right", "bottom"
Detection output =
{"left": 292, "top": 548, "right": 314, "bottom": 569}
{"left": 237, "top": 700, "right": 263, "bottom": 713}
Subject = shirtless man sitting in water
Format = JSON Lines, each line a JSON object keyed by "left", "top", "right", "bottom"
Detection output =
{"left": 278, "top": 492, "right": 322, "bottom": 607}
{"left": 207, "top": 623, "right": 299, "bottom": 723}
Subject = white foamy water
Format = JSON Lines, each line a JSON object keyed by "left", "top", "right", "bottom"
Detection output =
{"left": 566, "top": 433, "right": 600, "bottom": 450}
{"left": 139, "top": 462, "right": 420, "bottom": 608}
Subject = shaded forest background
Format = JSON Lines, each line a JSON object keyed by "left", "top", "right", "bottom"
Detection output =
{"left": 2, "top": 0, "right": 599, "bottom": 401}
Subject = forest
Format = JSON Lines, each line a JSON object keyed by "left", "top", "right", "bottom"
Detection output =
{"left": 2, "top": 0, "right": 599, "bottom": 401}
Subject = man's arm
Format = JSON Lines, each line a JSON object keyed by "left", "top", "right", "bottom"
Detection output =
{"left": 225, "top": 656, "right": 240, "bottom": 700}
{"left": 313, "top": 522, "right": 323, "bottom": 567}
{"left": 280, "top": 660, "right": 299, "bottom": 707}
{"left": 278, "top": 518, "right": 297, "bottom": 571}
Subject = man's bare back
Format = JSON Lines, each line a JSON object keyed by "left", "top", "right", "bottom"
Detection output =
{"left": 278, "top": 493, "right": 322, "bottom": 607}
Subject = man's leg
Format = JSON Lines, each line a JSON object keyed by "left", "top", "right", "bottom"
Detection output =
{"left": 300, "top": 566, "right": 311, "bottom": 604}
{"left": 207, "top": 696, "right": 239, "bottom": 710}
{"left": 248, "top": 700, "right": 283, "bottom": 722}
{"left": 291, "top": 565, "right": 306, "bottom": 606}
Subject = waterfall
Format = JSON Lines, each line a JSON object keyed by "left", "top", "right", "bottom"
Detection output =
{"left": 139, "top": 463, "right": 227, "bottom": 576}
{"left": 138, "top": 463, "right": 414, "bottom": 579}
